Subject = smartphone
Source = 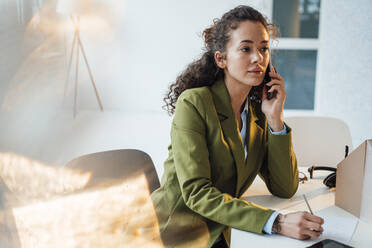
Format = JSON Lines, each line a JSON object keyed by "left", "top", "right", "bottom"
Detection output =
{"left": 306, "top": 239, "right": 353, "bottom": 248}
{"left": 263, "top": 62, "right": 276, "bottom": 100}
{"left": 251, "top": 61, "right": 276, "bottom": 102}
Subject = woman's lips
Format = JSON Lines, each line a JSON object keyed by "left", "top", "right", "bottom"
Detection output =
{"left": 248, "top": 71, "right": 263, "bottom": 75}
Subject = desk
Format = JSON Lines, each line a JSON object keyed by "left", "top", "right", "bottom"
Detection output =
{"left": 231, "top": 168, "right": 372, "bottom": 247}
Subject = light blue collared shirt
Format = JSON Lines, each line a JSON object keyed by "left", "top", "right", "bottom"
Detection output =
{"left": 239, "top": 97, "right": 287, "bottom": 234}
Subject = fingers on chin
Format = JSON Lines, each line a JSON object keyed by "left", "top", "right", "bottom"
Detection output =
{"left": 266, "top": 80, "right": 282, "bottom": 87}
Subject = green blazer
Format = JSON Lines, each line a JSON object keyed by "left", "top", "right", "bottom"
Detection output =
{"left": 151, "top": 79, "right": 299, "bottom": 248}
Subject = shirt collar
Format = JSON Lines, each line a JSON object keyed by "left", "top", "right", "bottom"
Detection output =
{"left": 243, "top": 96, "right": 249, "bottom": 113}
{"left": 240, "top": 96, "right": 249, "bottom": 119}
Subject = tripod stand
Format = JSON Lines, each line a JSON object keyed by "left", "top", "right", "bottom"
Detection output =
{"left": 63, "top": 16, "right": 103, "bottom": 118}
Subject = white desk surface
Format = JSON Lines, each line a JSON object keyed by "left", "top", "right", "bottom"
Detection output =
{"left": 231, "top": 167, "right": 372, "bottom": 247}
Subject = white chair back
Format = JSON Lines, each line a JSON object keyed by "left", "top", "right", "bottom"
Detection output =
{"left": 284, "top": 116, "right": 353, "bottom": 167}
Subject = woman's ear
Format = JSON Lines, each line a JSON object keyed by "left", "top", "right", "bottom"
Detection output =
{"left": 214, "top": 51, "right": 226, "bottom": 69}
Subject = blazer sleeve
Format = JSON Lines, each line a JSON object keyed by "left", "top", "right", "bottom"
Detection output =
{"left": 171, "top": 92, "right": 274, "bottom": 234}
{"left": 258, "top": 124, "right": 299, "bottom": 198}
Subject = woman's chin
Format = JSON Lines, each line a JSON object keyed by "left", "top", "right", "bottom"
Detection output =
{"left": 235, "top": 77, "right": 264, "bottom": 87}
{"left": 245, "top": 80, "right": 263, "bottom": 87}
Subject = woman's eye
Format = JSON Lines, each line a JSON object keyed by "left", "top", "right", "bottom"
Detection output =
{"left": 241, "top": 47, "right": 250, "bottom": 52}
{"left": 260, "top": 47, "right": 269, "bottom": 52}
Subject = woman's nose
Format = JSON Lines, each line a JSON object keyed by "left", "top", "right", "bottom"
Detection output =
{"left": 250, "top": 48, "right": 263, "bottom": 63}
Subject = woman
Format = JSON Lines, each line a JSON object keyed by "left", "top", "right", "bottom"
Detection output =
{"left": 151, "top": 5, "right": 324, "bottom": 248}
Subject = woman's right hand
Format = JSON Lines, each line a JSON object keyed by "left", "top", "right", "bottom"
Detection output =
{"left": 272, "top": 211, "right": 324, "bottom": 240}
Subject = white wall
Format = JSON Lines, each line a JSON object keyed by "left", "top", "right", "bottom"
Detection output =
{"left": 0, "top": 0, "right": 270, "bottom": 178}
{"left": 0, "top": 0, "right": 371, "bottom": 179}
{"left": 102, "top": 0, "right": 272, "bottom": 112}
{"left": 315, "top": 0, "right": 372, "bottom": 147}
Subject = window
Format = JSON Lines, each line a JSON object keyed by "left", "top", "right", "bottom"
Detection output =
{"left": 271, "top": 0, "right": 321, "bottom": 110}
{"left": 273, "top": 50, "right": 317, "bottom": 109}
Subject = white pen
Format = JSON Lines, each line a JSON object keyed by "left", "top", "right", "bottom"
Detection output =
{"left": 303, "top": 194, "right": 323, "bottom": 234}
{"left": 303, "top": 194, "right": 314, "bottom": 215}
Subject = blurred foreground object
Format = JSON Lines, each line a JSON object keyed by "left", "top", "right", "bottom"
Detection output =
{"left": 0, "top": 150, "right": 163, "bottom": 248}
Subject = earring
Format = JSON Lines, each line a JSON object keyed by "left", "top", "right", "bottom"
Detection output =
{"left": 214, "top": 67, "right": 221, "bottom": 77}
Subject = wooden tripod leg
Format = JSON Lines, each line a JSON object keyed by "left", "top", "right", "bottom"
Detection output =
{"left": 77, "top": 35, "right": 104, "bottom": 111}
{"left": 73, "top": 33, "right": 80, "bottom": 119}
{"left": 63, "top": 30, "right": 77, "bottom": 102}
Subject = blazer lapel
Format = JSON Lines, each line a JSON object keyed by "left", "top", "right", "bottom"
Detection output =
{"left": 246, "top": 99, "right": 265, "bottom": 146}
{"left": 237, "top": 100, "right": 265, "bottom": 196}
{"left": 210, "top": 79, "right": 246, "bottom": 196}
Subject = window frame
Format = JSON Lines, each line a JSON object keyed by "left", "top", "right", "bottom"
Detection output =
{"left": 268, "top": 0, "right": 321, "bottom": 115}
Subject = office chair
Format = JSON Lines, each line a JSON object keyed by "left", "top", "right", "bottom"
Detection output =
{"left": 284, "top": 116, "right": 353, "bottom": 188}
{"left": 65, "top": 149, "right": 160, "bottom": 193}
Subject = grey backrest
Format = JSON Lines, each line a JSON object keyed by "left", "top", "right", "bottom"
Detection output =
{"left": 65, "top": 149, "right": 160, "bottom": 193}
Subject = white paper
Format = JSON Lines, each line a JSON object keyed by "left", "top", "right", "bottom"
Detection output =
{"left": 310, "top": 206, "right": 359, "bottom": 245}
{"left": 317, "top": 215, "right": 358, "bottom": 244}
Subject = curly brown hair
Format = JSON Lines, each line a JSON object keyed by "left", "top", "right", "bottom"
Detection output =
{"left": 163, "top": 5, "right": 278, "bottom": 115}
